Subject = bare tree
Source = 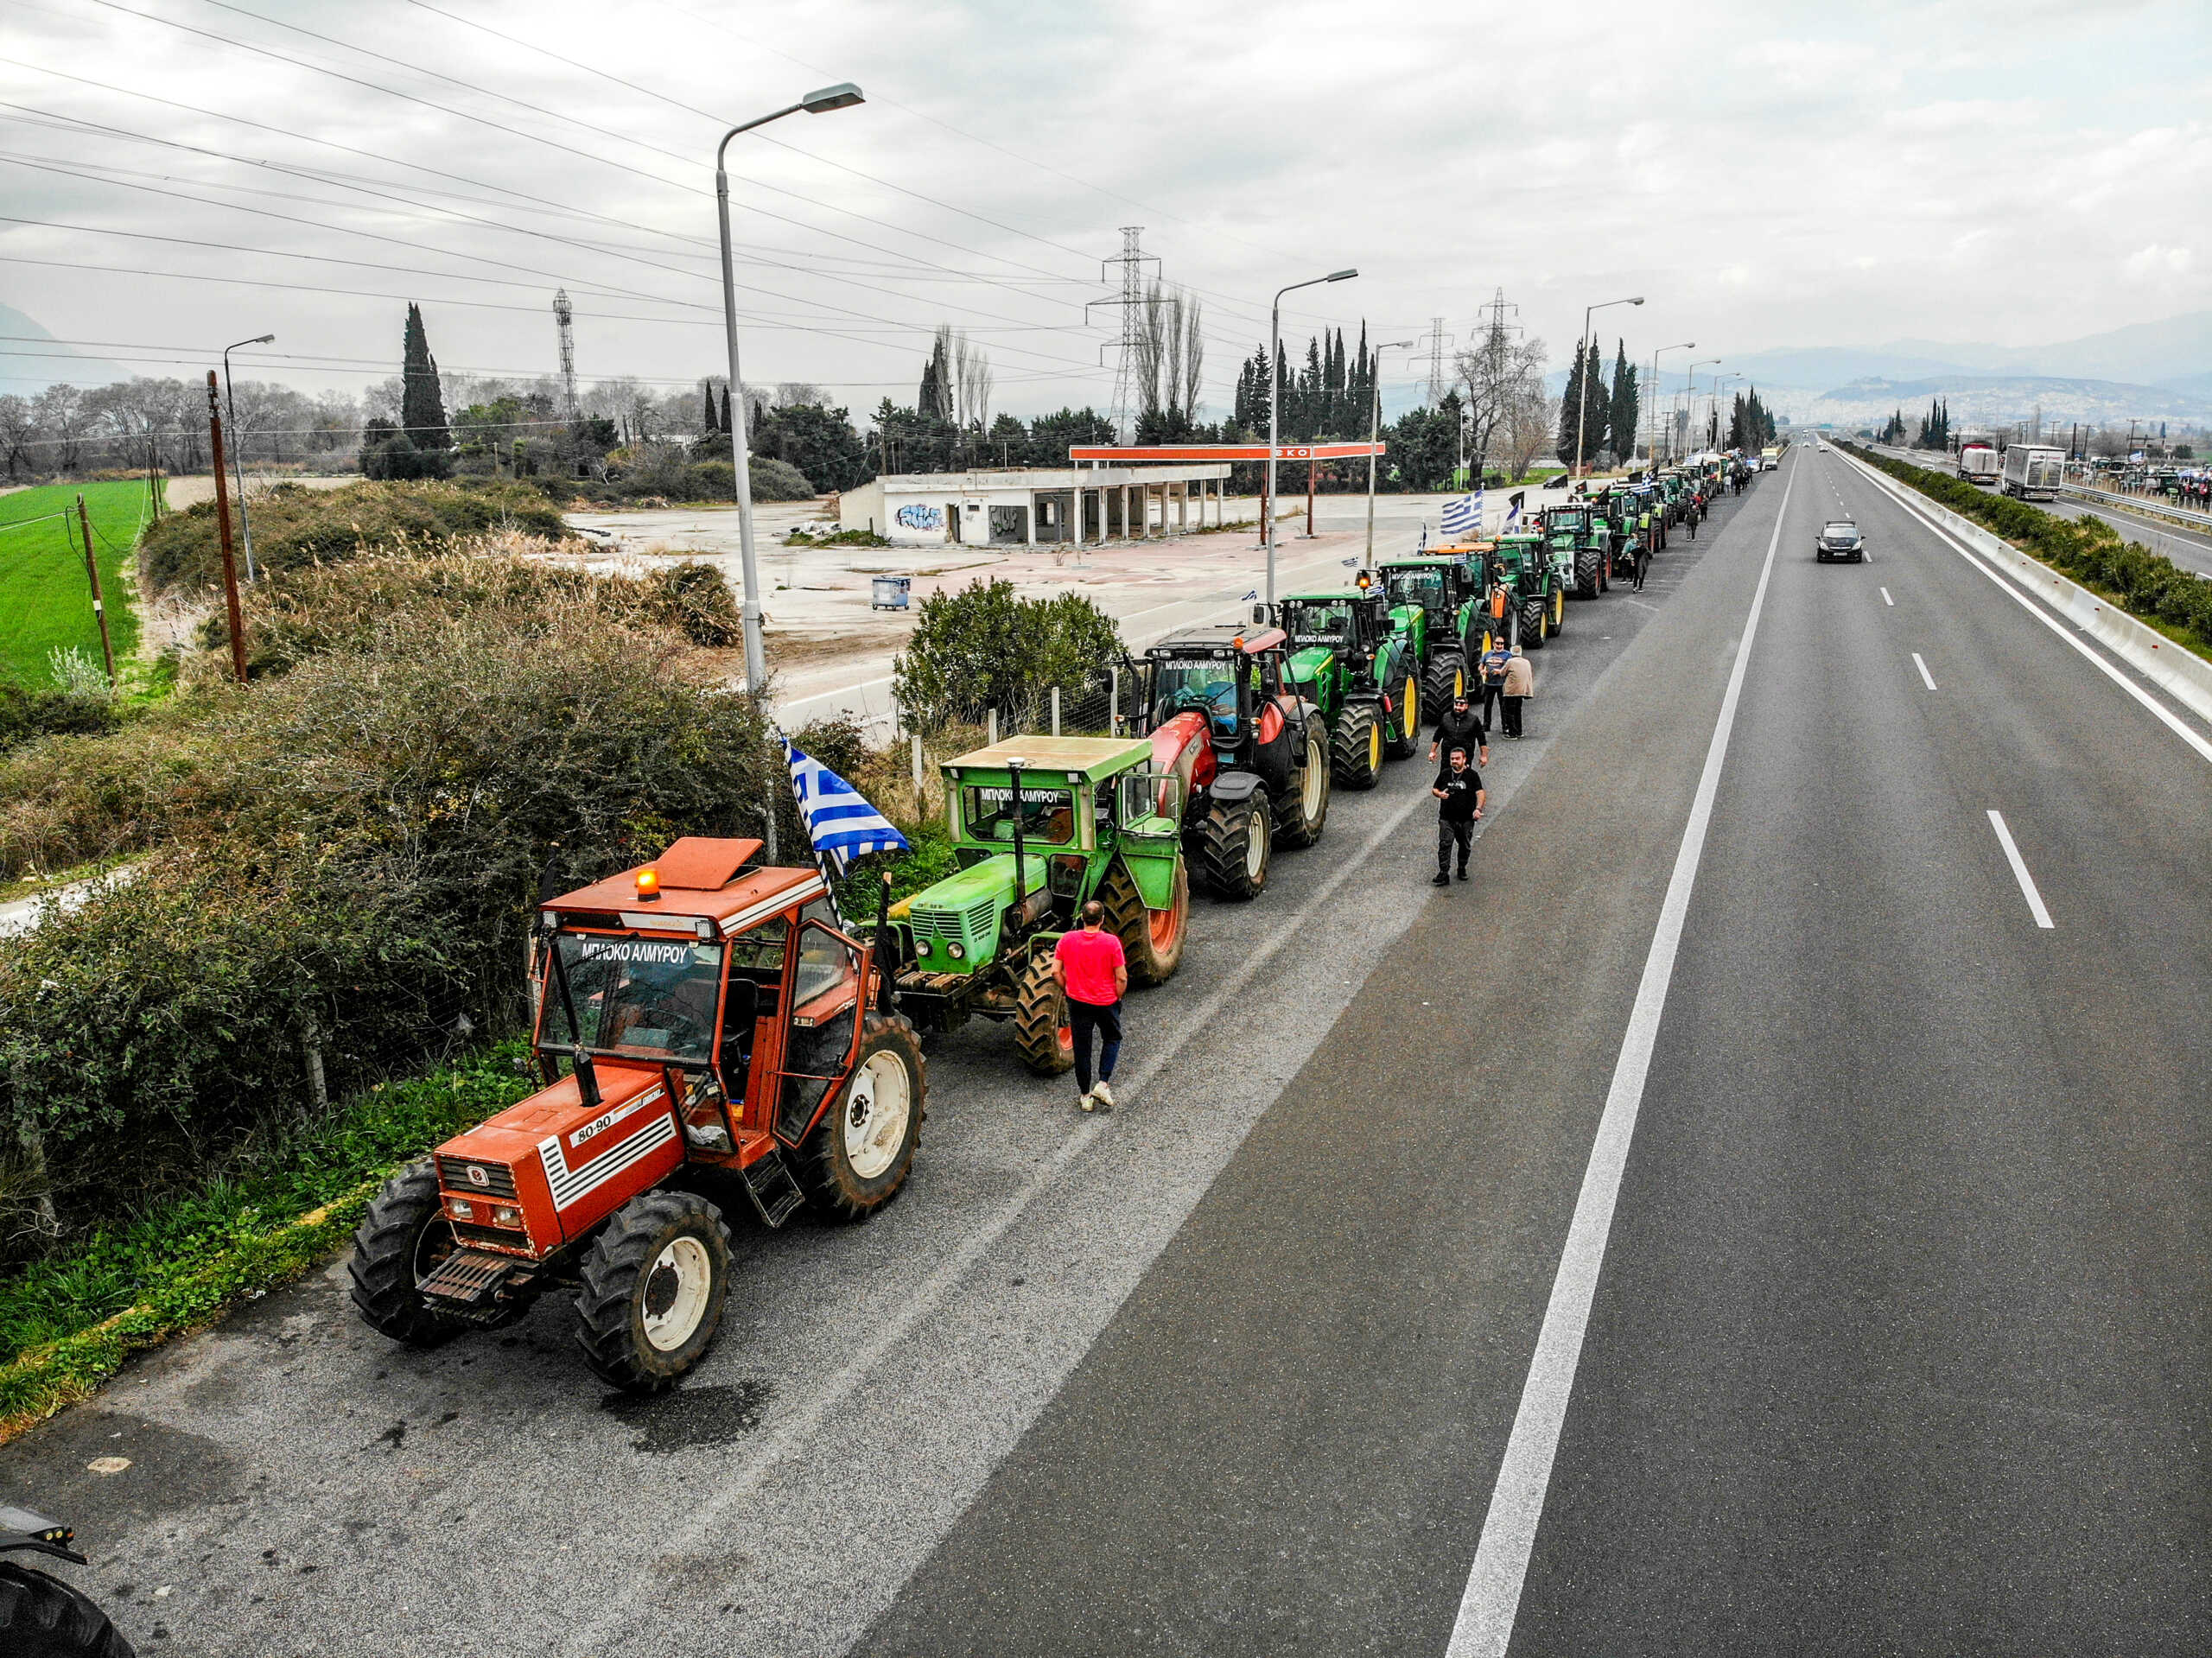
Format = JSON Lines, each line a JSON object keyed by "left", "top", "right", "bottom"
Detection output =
{"left": 1134, "top": 283, "right": 1203, "bottom": 428}
{"left": 951, "top": 333, "right": 992, "bottom": 433}
{"left": 1502, "top": 384, "right": 1558, "bottom": 482}
{"left": 0, "top": 395, "right": 35, "bottom": 478}
{"left": 1454, "top": 315, "right": 1548, "bottom": 480}
{"left": 775, "top": 382, "right": 830, "bottom": 410}
{"left": 1179, "top": 295, "right": 1205, "bottom": 426}
{"left": 32, "top": 384, "right": 87, "bottom": 471}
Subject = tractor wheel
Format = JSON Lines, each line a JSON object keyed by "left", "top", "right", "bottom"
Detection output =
{"left": 1548, "top": 584, "right": 1567, "bottom": 638}
{"left": 1271, "top": 722, "right": 1331, "bottom": 851}
{"left": 1194, "top": 792, "right": 1272, "bottom": 900}
{"left": 1012, "top": 952, "right": 1075, "bottom": 1073}
{"left": 1330, "top": 702, "right": 1384, "bottom": 791}
{"left": 798, "top": 1013, "right": 925, "bottom": 1221}
{"left": 1385, "top": 675, "right": 1420, "bottom": 759}
{"left": 1572, "top": 547, "right": 1602, "bottom": 599}
{"left": 348, "top": 1159, "right": 466, "bottom": 1349}
{"left": 1102, "top": 856, "right": 1188, "bottom": 986}
{"left": 1423, "top": 651, "right": 1466, "bottom": 721}
{"left": 0, "top": 1563, "right": 134, "bottom": 1658}
{"left": 572, "top": 1190, "right": 733, "bottom": 1393}
{"left": 1517, "top": 595, "right": 1548, "bottom": 650}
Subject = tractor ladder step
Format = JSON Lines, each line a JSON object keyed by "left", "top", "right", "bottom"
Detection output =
{"left": 419, "top": 1247, "right": 516, "bottom": 1308}
{"left": 741, "top": 1147, "right": 807, "bottom": 1229}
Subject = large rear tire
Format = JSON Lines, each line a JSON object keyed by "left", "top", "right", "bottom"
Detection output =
{"left": 797, "top": 1013, "right": 924, "bottom": 1220}
{"left": 1384, "top": 675, "right": 1420, "bottom": 759}
{"left": 348, "top": 1159, "right": 466, "bottom": 1349}
{"left": 1572, "top": 547, "right": 1602, "bottom": 599}
{"left": 1194, "top": 792, "right": 1271, "bottom": 900}
{"left": 1330, "top": 703, "right": 1383, "bottom": 791}
{"left": 1271, "top": 723, "right": 1331, "bottom": 851}
{"left": 1423, "top": 651, "right": 1465, "bottom": 724}
{"left": 0, "top": 1563, "right": 135, "bottom": 1658}
{"left": 1012, "top": 952, "right": 1075, "bottom": 1074}
{"left": 572, "top": 1191, "right": 733, "bottom": 1394}
{"left": 1102, "top": 856, "right": 1188, "bottom": 986}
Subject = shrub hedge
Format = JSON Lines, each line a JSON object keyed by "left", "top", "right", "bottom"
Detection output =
{"left": 137, "top": 479, "right": 571, "bottom": 595}
{"left": 1847, "top": 445, "right": 2212, "bottom": 656}
{"left": 892, "top": 578, "right": 1124, "bottom": 732}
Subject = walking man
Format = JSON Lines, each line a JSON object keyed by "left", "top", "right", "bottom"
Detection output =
{"left": 1429, "top": 688, "right": 1491, "bottom": 769}
{"left": 1631, "top": 523, "right": 1653, "bottom": 592}
{"left": 1500, "top": 645, "right": 1534, "bottom": 738}
{"left": 1052, "top": 899, "right": 1127, "bottom": 1112}
{"left": 1430, "top": 746, "right": 1485, "bottom": 886}
{"left": 1477, "top": 640, "right": 1511, "bottom": 733}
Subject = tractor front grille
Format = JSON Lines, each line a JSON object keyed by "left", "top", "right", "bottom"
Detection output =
{"left": 438, "top": 1155, "right": 517, "bottom": 1199}
{"left": 909, "top": 894, "right": 999, "bottom": 969}
{"left": 450, "top": 1220, "right": 532, "bottom": 1254}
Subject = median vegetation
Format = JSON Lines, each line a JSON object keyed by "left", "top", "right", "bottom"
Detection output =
{"left": 1846, "top": 444, "right": 2212, "bottom": 660}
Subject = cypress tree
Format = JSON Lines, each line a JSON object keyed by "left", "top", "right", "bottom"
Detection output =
{"left": 400, "top": 302, "right": 452, "bottom": 450}
{"left": 721, "top": 385, "right": 734, "bottom": 435}
{"left": 702, "top": 382, "right": 719, "bottom": 435}
{"left": 1607, "top": 340, "right": 1637, "bottom": 462}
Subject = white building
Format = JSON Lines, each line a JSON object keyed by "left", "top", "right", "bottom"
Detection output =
{"left": 837, "top": 463, "right": 1235, "bottom": 547}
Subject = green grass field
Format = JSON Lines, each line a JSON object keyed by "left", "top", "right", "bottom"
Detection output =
{"left": 0, "top": 479, "right": 156, "bottom": 687}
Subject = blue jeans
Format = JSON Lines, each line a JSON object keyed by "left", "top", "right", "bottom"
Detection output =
{"left": 1071, "top": 998, "right": 1122, "bottom": 1094}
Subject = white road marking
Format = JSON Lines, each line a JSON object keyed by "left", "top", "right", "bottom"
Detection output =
{"left": 1986, "top": 810, "right": 2055, "bottom": 928}
{"left": 1912, "top": 651, "right": 1937, "bottom": 690}
{"left": 1834, "top": 448, "right": 2212, "bottom": 767}
{"left": 1881, "top": 587, "right": 1894, "bottom": 607}
{"left": 1445, "top": 459, "right": 1796, "bottom": 1658}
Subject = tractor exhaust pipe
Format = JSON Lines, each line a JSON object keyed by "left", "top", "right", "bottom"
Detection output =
{"left": 1007, "top": 759, "right": 1027, "bottom": 926}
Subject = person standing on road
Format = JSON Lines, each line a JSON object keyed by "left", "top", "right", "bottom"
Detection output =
{"left": 1500, "top": 645, "right": 1535, "bottom": 738}
{"left": 1052, "top": 899, "right": 1128, "bottom": 1113}
{"left": 1429, "top": 689, "right": 1491, "bottom": 769}
{"left": 1631, "top": 522, "right": 1654, "bottom": 592}
{"left": 1430, "top": 746, "right": 1485, "bottom": 886}
{"left": 1477, "top": 641, "right": 1511, "bottom": 732}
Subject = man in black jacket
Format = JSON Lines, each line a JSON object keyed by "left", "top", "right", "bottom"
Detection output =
{"left": 1431, "top": 746, "right": 1486, "bottom": 886}
{"left": 1428, "top": 689, "right": 1491, "bottom": 769}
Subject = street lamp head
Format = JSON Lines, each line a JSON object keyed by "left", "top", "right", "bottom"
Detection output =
{"left": 800, "top": 82, "right": 864, "bottom": 112}
{"left": 249, "top": 334, "right": 276, "bottom": 345}
{"left": 1630, "top": 296, "right": 1645, "bottom": 305}
{"left": 1326, "top": 268, "right": 1358, "bottom": 282}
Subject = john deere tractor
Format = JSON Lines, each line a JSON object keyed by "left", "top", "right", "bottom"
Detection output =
{"left": 1539, "top": 504, "right": 1610, "bottom": 602}
{"left": 891, "top": 735, "right": 1192, "bottom": 1073}
{"left": 1484, "top": 530, "right": 1567, "bottom": 649}
{"left": 1132, "top": 624, "right": 1331, "bottom": 897}
{"left": 1380, "top": 549, "right": 1488, "bottom": 711}
{"left": 1274, "top": 579, "right": 1422, "bottom": 787}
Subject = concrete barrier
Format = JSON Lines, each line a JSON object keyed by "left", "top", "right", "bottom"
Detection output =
{"left": 1842, "top": 450, "right": 2212, "bottom": 730}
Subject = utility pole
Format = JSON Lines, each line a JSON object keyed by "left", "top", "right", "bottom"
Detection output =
{"left": 1414, "top": 317, "right": 1455, "bottom": 409}
{"left": 205, "top": 372, "right": 248, "bottom": 684}
{"left": 1092, "top": 227, "right": 1159, "bottom": 446}
{"left": 75, "top": 493, "right": 115, "bottom": 689}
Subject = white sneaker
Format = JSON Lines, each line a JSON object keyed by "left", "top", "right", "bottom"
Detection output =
{"left": 1077, "top": 1085, "right": 1097, "bottom": 1112}
{"left": 1090, "top": 1080, "right": 1115, "bottom": 1112}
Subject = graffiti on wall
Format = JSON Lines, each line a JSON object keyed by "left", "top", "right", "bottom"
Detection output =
{"left": 895, "top": 503, "right": 945, "bottom": 531}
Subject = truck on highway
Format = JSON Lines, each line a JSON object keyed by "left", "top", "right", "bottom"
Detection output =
{"left": 2002, "top": 443, "right": 2064, "bottom": 500}
{"left": 1958, "top": 441, "right": 2000, "bottom": 486}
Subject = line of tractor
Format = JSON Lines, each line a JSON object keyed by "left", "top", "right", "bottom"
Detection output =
{"left": 345, "top": 456, "right": 1752, "bottom": 1395}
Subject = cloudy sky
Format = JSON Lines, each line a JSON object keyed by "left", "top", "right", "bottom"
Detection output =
{"left": 1, "top": 0, "right": 2206, "bottom": 416}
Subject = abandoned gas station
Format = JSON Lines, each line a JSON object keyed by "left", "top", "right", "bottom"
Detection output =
{"left": 835, "top": 441, "right": 1384, "bottom": 547}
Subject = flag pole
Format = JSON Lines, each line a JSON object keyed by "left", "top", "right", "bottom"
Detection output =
{"left": 782, "top": 737, "right": 848, "bottom": 931}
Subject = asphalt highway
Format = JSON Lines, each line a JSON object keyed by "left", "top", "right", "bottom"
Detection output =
{"left": 10, "top": 448, "right": 2209, "bottom": 1655}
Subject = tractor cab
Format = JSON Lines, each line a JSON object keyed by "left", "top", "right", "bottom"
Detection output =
{"left": 352, "top": 835, "right": 926, "bottom": 1394}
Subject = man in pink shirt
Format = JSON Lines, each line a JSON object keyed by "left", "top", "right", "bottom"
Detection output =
{"left": 1052, "top": 899, "right": 1128, "bottom": 1113}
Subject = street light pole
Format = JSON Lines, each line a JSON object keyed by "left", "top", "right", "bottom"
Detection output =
{"left": 1683, "top": 359, "right": 1719, "bottom": 456}
{"left": 222, "top": 333, "right": 274, "bottom": 581}
{"left": 716, "top": 81, "right": 864, "bottom": 858}
{"left": 1648, "top": 342, "right": 1693, "bottom": 464}
{"left": 1572, "top": 295, "right": 1643, "bottom": 478}
{"left": 1266, "top": 267, "right": 1358, "bottom": 604}
{"left": 1714, "top": 373, "right": 1743, "bottom": 448}
{"left": 1363, "top": 340, "right": 1416, "bottom": 567}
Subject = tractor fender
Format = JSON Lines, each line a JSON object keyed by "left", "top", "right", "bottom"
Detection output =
{"left": 1207, "top": 770, "right": 1265, "bottom": 804}
{"left": 1149, "top": 711, "right": 1216, "bottom": 801}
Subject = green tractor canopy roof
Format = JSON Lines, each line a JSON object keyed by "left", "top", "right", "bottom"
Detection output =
{"left": 943, "top": 734, "right": 1155, "bottom": 780}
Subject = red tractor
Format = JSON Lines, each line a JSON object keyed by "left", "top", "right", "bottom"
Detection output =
{"left": 350, "top": 836, "right": 925, "bottom": 1393}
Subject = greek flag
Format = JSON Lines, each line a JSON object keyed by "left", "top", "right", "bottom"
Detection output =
{"left": 785, "top": 741, "right": 908, "bottom": 875}
{"left": 1441, "top": 490, "right": 1482, "bottom": 538}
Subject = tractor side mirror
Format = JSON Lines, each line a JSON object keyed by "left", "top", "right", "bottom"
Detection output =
{"left": 1250, "top": 602, "right": 1270, "bottom": 626}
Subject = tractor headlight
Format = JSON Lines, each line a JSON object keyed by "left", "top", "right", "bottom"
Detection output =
{"left": 493, "top": 1205, "right": 522, "bottom": 1226}
{"left": 447, "top": 1198, "right": 475, "bottom": 1222}
{"left": 946, "top": 941, "right": 965, "bottom": 960}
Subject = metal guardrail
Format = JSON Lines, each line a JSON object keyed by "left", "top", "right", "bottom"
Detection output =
{"left": 2063, "top": 483, "right": 2212, "bottom": 536}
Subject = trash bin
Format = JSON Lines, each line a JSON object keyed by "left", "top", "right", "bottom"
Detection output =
{"left": 870, "top": 575, "right": 912, "bottom": 611}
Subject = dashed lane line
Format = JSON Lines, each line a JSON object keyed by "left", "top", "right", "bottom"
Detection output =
{"left": 1881, "top": 587, "right": 1894, "bottom": 607}
{"left": 1986, "top": 809, "right": 2055, "bottom": 929}
{"left": 1913, "top": 651, "right": 1938, "bottom": 690}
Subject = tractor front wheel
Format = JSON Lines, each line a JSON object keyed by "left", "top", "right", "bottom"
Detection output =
{"left": 0, "top": 1562, "right": 134, "bottom": 1658}
{"left": 348, "top": 1159, "right": 466, "bottom": 1349}
{"left": 1385, "top": 675, "right": 1420, "bottom": 759}
{"left": 1104, "top": 856, "right": 1189, "bottom": 984}
{"left": 798, "top": 1013, "right": 925, "bottom": 1220}
{"left": 1516, "top": 595, "right": 1548, "bottom": 650}
{"left": 1272, "top": 721, "right": 1331, "bottom": 851}
{"left": 1423, "top": 651, "right": 1465, "bottom": 725}
{"left": 572, "top": 1190, "right": 733, "bottom": 1393}
{"left": 1330, "top": 703, "right": 1384, "bottom": 790}
{"left": 1548, "top": 584, "right": 1567, "bottom": 638}
{"left": 1012, "top": 952, "right": 1075, "bottom": 1073}
{"left": 1195, "top": 793, "right": 1272, "bottom": 900}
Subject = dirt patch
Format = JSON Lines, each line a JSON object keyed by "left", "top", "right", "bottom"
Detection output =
{"left": 162, "top": 474, "right": 357, "bottom": 510}
{"left": 765, "top": 628, "right": 906, "bottom": 671}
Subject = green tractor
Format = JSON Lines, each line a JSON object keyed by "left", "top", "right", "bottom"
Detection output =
{"left": 1132, "top": 623, "right": 1332, "bottom": 897}
{"left": 1271, "top": 579, "right": 1422, "bottom": 788}
{"left": 889, "top": 735, "right": 1190, "bottom": 1075}
{"left": 1379, "top": 549, "right": 1489, "bottom": 712}
{"left": 1484, "top": 530, "right": 1568, "bottom": 650}
{"left": 1538, "top": 503, "right": 1610, "bottom": 602}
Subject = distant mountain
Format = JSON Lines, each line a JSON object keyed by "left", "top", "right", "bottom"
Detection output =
{"left": 0, "top": 301, "right": 127, "bottom": 395}
{"left": 1876, "top": 311, "right": 2212, "bottom": 389}
{"left": 1804, "top": 373, "right": 2212, "bottom": 429}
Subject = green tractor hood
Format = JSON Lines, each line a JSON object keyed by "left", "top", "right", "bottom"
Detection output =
{"left": 901, "top": 854, "right": 1039, "bottom": 976}
{"left": 1284, "top": 644, "right": 1338, "bottom": 687}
